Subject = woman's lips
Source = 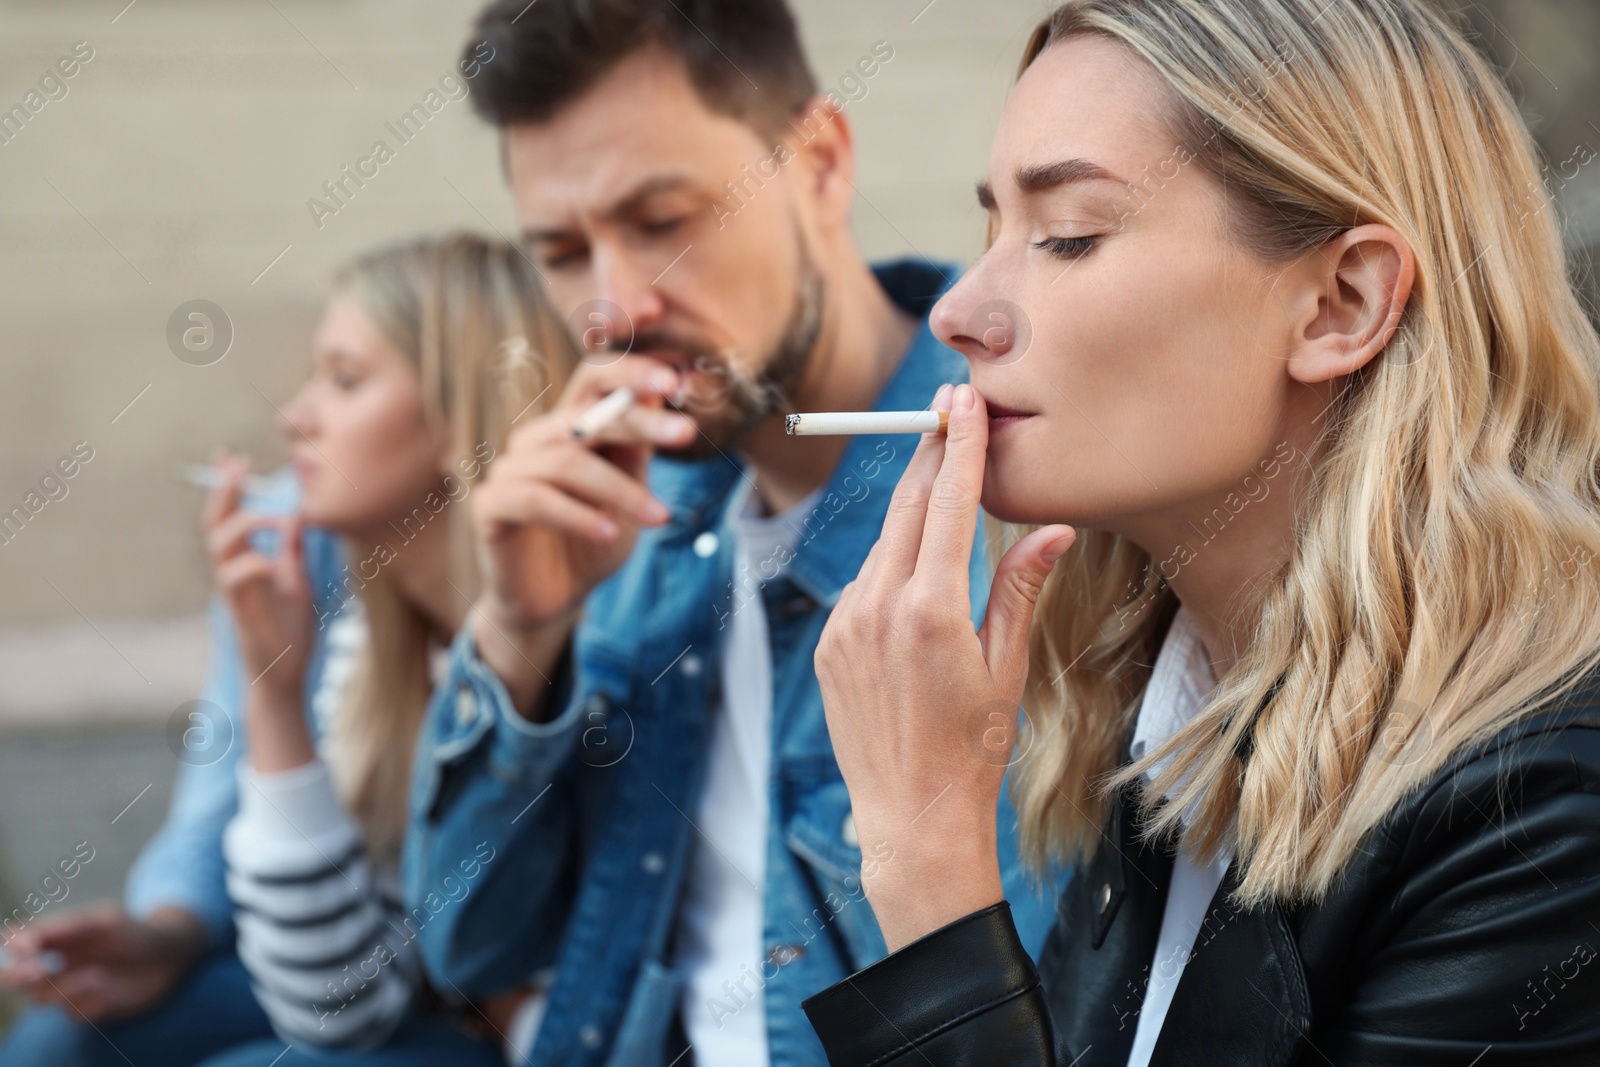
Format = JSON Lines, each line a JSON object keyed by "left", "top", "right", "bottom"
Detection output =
{"left": 983, "top": 399, "right": 1036, "bottom": 432}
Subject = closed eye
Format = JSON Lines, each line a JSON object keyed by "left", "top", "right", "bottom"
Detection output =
{"left": 1032, "top": 236, "right": 1097, "bottom": 260}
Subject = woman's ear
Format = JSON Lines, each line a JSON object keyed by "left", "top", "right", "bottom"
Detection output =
{"left": 1286, "top": 223, "right": 1415, "bottom": 384}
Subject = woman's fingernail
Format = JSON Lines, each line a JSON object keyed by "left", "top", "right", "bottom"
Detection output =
{"left": 1042, "top": 529, "right": 1074, "bottom": 565}
{"left": 955, "top": 383, "right": 975, "bottom": 414}
{"left": 650, "top": 368, "right": 678, "bottom": 394}
{"left": 932, "top": 383, "right": 954, "bottom": 410}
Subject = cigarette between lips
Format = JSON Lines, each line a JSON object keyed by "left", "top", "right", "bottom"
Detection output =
{"left": 784, "top": 410, "right": 949, "bottom": 437}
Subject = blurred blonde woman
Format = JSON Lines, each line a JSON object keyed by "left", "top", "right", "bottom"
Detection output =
{"left": 200, "top": 234, "right": 577, "bottom": 1067}
{"left": 0, "top": 232, "right": 576, "bottom": 1067}
{"left": 803, "top": 1, "right": 1600, "bottom": 1064}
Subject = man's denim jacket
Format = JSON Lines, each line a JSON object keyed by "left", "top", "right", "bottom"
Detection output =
{"left": 405, "top": 259, "right": 1069, "bottom": 1067}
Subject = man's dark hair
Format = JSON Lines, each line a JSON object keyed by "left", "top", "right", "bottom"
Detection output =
{"left": 464, "top": 0, "right": 819, "bottom": 138}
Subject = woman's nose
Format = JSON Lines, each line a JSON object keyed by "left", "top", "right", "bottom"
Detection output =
{"left": 279, "top": 388, "right": 315, "bottom": 440}
{"left": 932, "top": 272, "right": 1029, "bottom": 366}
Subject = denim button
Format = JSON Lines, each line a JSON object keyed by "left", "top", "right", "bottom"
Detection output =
{"left": 641, "top": 851, "right": 665, "bottom": 874}
{"left": 679, "top": 653, "right": 703, "bottom": 677}
{"left": 841, "top": 812, "right": 858, "bottom": 847}
{"left": 693, "top": 531, "right": 719, "bottom": 557}
{"left": 454, "top": 687, "right": 477, "bottom": 727}
{"left": 579, "top": 1024, "right": 603, "bottom": 1049}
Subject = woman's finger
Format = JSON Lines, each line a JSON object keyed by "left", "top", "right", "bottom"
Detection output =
{"left": 205, "top": 510, "right": 278, "bottom": 566}
{"left": 863, "top": 383, "right": 954, "bottom": 591}
{"left": 977, "top": 524, "right": 1075, "bottom": 683}
{"left": 214, "top": 554, "right": 277, "bottom": 597}
{"left": 914, "top": 384, "right": 989, "bottom": 590}
{"left": 199, "top": 451, "right": 246, "bottom": 533}
{"left": 276, "top": 514, "right": 309, "bottom": 601}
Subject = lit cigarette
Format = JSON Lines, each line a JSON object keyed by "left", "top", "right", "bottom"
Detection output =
{"left": 0, "top": 947, "right": 66, "bottom": 975}
{"left": 785, "top": 410, "right": 949, "bottom": 437}
{"left": 181, "top": 464, "right": 278, "bottom": 496}
{"left": 572, "top": 387, "right": 637, "bottom": 440}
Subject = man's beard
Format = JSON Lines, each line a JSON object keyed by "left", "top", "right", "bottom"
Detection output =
{"left": 622, "top": 242, "right": 825, "bottom": 461}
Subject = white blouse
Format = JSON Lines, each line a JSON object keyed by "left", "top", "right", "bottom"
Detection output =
{"left": 1124, "top": 603, "right": 1229, "bottom": 1067}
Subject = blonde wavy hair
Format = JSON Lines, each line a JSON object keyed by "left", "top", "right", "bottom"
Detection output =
{"left": 328, "top": 232, "right": 575, "bottom": 863}
{"left": 996, "top": 0, "right": 1600, "bottom": 905}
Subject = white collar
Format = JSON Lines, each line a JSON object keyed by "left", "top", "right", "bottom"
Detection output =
{"left": 1129, "top": 603, "right": 1219, "bottom": 787}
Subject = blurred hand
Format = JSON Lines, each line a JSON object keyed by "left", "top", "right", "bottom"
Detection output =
{"left": 0, "top": 905, "right": 207, "bottom": 1022}
{"left": 201, "top": 451, "right": 312, "bottom": 702}
{"left": 470, "top": 356, "right": 695, "bottom": 635}
{"left": 814, "top": 382, "right": 1075, "bottom": 950}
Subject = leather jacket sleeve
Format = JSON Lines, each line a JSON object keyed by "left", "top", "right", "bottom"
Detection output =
{"left": 801, "top": 902, "right": 1057, "bottom": 1065}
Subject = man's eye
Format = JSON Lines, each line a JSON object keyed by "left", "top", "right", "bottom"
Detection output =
{"left": 640, "top": 216, "right": 687, "bottom": 236}
{"left": 1031, "top": 236, "right": 1097, "bottom": 260}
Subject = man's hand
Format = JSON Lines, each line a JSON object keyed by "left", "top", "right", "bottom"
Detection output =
{"left": 0, "top": 906, "right": 208, "bottom": 1022}
{"left": 469, "top": 356, "right": 697, "bottom": 716}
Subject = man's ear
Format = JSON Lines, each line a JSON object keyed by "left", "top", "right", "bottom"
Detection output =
{"left": 1286, "top": 223, "right": 1416, "bottom": 384}
{"left": 787, "top": 93, "right": 856, "bottom": 230}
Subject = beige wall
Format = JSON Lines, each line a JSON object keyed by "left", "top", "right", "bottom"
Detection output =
{"left": 0, "top": 0, "right": 1596, "bottom": 725}
{"left": 0, "top": 0, "right": 1053, "bottom": 721}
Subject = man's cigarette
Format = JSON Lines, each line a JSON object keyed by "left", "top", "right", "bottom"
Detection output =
{"left": 572, "top": 387, "right": 637, "bottom": 440}
{"left": 785, "top": 411, "right": 949, "bottom": 437}
{"left": 181, "top": 465, "right": 278, "bottom": 496}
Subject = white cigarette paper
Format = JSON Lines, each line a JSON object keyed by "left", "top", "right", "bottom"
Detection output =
{"left": 571, "top": 386, "right": 637, "bottom": 440}
{"left": 785, "top": 410, "right": 949, "bottom": 437}
{"left": 181, "top": 465, "right": 279, "bottom": 496}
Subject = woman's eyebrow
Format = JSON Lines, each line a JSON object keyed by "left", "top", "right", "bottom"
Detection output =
{"left": 976, "top": 158, "right": 1129, "bottom": 208}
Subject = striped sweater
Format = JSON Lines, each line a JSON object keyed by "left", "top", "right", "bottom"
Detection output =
{"left": 222, "top": 608, "right": 443, "bottom": 1048}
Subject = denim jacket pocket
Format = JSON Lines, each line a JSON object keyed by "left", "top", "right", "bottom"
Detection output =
{"left": 411, "top": 677, "right": 495, "bottom": 825}
{"left": 783, "top": 778, "right": 891, "bottom": 968}
{"left": 601, "top": 957, "right": 685, "bottom": 1067}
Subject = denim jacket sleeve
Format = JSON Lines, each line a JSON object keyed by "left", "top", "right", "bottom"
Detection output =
{"left": 123, "top": 596, "right": 245, "bottom": 945}
{"left": 403, "top": 619, "right": 593, "bottom": 996}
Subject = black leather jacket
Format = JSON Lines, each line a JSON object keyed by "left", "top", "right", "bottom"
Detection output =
{"left": 803, "top": 666, "right": 1600, "bottom": 1065}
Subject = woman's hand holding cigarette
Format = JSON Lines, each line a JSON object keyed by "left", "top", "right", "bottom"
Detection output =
{"left": 202, "top": 450, "right": 317, "bottom": 772}
{"left": 202, "top": 451, "right": 313, "bottom": 705}
{"left": 470, "top": 356, "right": 696, "bottom": 717}
{"left": 814, "top": 382, "right": 1075, "bottom": 950}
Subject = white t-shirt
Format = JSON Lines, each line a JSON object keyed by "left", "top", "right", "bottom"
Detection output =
{"left": 1124, "top": 603, "right": 1227, "bottom": 1067}
{"left": 674, "top": 476, "right": 823, "bottom": 1067}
